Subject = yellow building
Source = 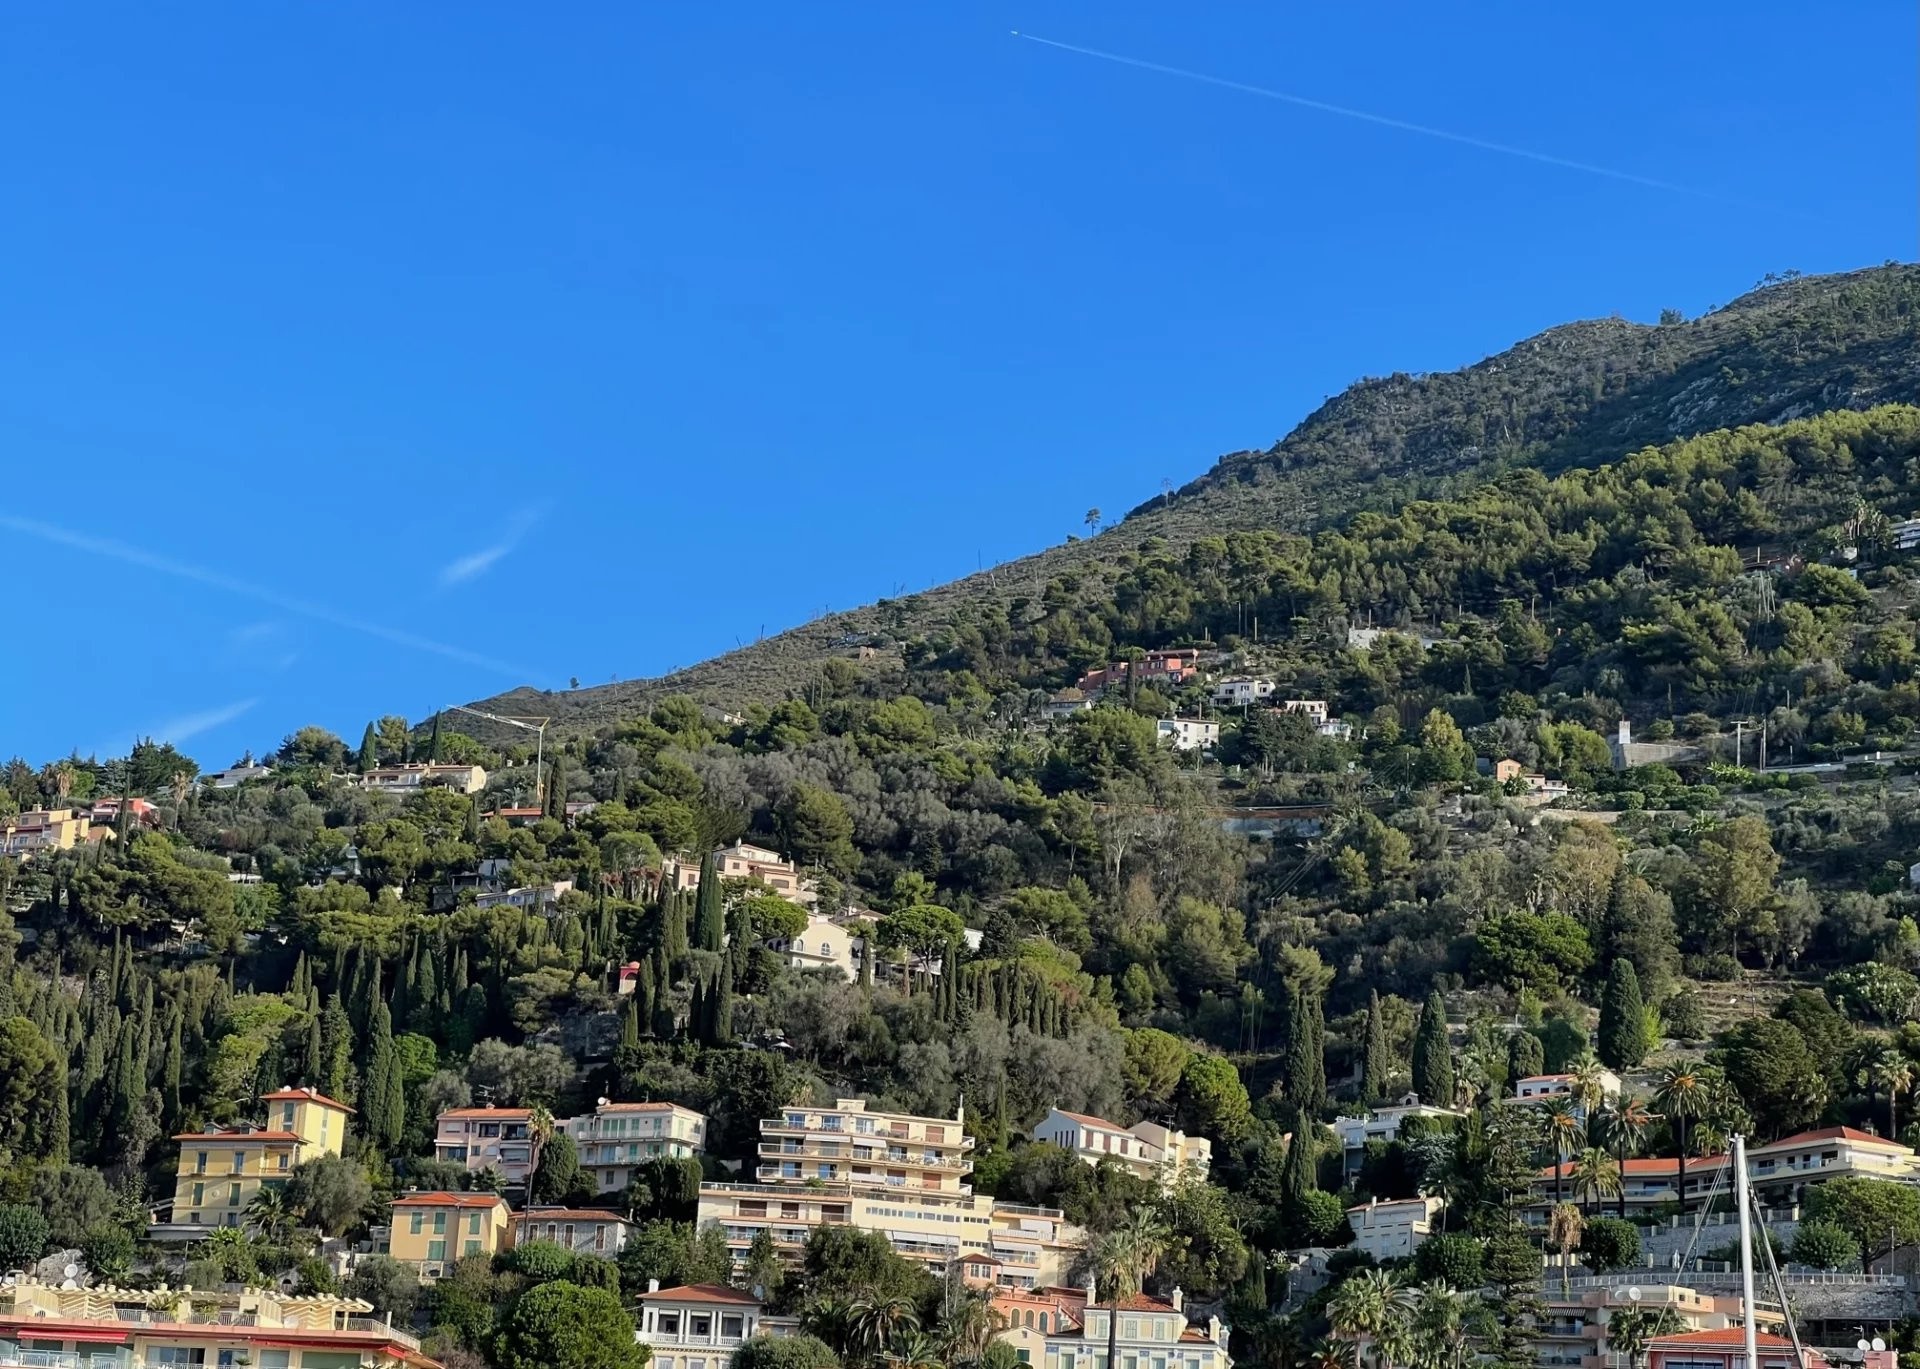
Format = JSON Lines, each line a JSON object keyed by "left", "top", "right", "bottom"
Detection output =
{"left": 168, "top": 1086, "right": 352, "bottom": 1228}
{"left": 389, "top": 1192, "right": 511, "bottom": 1278}
{"left": 0, "top": 1277, "right": 440, "bottom": 1368}
{"left": 0, "top": 808, "right": 90, "bottom": 857}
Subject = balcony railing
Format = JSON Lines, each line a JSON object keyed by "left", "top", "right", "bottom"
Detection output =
{"left": 640, "top": 1332, "right": 751, "bottom": 1349}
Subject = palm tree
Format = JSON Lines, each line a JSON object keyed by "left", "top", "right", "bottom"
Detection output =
{"left": 1870, "top": 1048, "right": 1916, "bottom": 1141}
{"left": 1569, "top": 1055, "right": 1610, "bottom": 1135}
{"left": 1597, "top": 1094, "right": 1655, "bottom": 1221}
{"left": 245, "top": 1185, "right": 293, "bottom": 1244}
{"left": 1093, "top": 1208, "right": 1171, "bottom": 1369}
{"left": 528, "top": 1103, "right": 556, "bottom": 1146}
{"left": 1541, "top": 1096, "right": 1584, "bottom": 1207}
{"left": 1572, "top": 1148, "right": 1622, "bottom": 1218}
{"left": 890, "top": 1329, "right": 946, "bottom": 1369}
{"left": 1608, "top": 1304, "right": 1685, "bottom": 1369}
{"left": 851, "top": 1296, "right": 920, "bottom": 1366}
{"left": 1327, "top": 1268, "right": 1410, "bottom": 1368}
{"left": 1653, "top": 1062, "right": 1711, "bottom": 1214}
{"left": 934, "top": 1268, "right": 996, "bottom": 1365}
{"left": 1407, "top": 1284, "right": 1491, "bottom": 1369}
{"left": 1547, "top": 1202, "right": 1587, "bottom": 1296}
{"left": 1304, "top": 1341, "right": 1361, "bottom": 1369}
{"left": 801, "top": 1296, "right": 856, "bottom": 1359}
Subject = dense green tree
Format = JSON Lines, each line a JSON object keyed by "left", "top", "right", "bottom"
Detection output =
{"left": 1177, "top": 1055, "right": 1252, "bottom": 1142}
{"left": 1597, "top": 960, "right": 1652, "bottom": 1069}
{"left": 1412, "top": 992, "right": 1453, "bottom": 1106}
{"left": 1361, "top": 990, "right": 1393, "bottom": 1102}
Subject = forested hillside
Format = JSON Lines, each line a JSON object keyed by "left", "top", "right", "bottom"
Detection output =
{"left": 8, "top": 391, "right": 1920, "bottom": 1363}
{"left": 479, "top": 263, "right": 1920, "bottom": 725}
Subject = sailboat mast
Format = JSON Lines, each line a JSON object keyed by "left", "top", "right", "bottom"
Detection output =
{"left": 1734, "top": 1132, "right": 1760, "bottom": 1369}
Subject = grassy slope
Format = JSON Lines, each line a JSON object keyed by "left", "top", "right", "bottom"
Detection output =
{"left": 475, "top": 265, "right": 1920, "bottom": 732}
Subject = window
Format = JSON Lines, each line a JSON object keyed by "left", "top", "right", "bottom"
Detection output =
{"left": 228, "top": 1184, "right": 242, "bottom": 1207}
{"left": 464, "top": 1240, "right": 481, "bottom": 1256}
{"left": 410, "top": 1212, "right": 425, "bottom": 1236}
{"left": 232, "top": 1151, "right": 247, "bottom": 1173}
{"left": 192, "top": 1182, "right": 205, "bottom": 1207}
{"left": 468, "top": 1212, "right": 483, "bottom": 1236}
{"left": 281, "top": 1102, "right": 296, "bottom": 1128}
{"left": 195, "top": 1151, "right": 209, "bottom": 1174}
{"left": 429, "top": 1239, "right": 447, "bottom": 1261}
{"left": 151, "top": 1351, "right": 208, "bottom": 1367}
{"left": 691, "top": 1314, "right": 713, "bottom": 1338}
{"left": 1123, "top": 1321, "right": 1139, "bottom": 1341}
{"left": 433, "top": 1212, "right": 447, "bottom": 1234}
{"left": 257, "top": 1354, "right": 291, "bottom": 1369}
{"left": 722, "top": 1315, "right": 745, "bottom": 1338}
{"left": 658, "top": 1313, "right": 681, "bottom": 1336}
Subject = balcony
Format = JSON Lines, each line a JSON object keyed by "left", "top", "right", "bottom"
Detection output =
{"left": 640, "top": 1333, "right": 751, "bottom": 1349}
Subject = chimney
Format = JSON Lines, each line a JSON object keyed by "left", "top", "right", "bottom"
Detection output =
{"left": 1171, "top": 1287, "right": 1184, "bottom": 1312}
{"left": 648, "top": 1278, "right": 660, "bottom": 1294}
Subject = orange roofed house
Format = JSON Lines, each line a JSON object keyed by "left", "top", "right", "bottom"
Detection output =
{"left": 388, "top": 1192, "right": 511, "bottom": 1279}
{"left": 637, "top": 1281, "right": 798, "bottom": 1369}
{"left": 162, "top": 1086, "right": 351, "bottom": 1232}
{"left": 0, "top": 1279, "right": 439, "bottom": 1369}
{"left": 999, "top": 1287, "right": 1233, "bottom": 1369}
{"left": 1646, "top": 1329, "right": 1834, "bottom": 1369}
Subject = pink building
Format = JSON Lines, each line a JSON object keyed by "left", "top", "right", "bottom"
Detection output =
{"left": 434, "top": 1107, "right": 542, "bottom": 1187}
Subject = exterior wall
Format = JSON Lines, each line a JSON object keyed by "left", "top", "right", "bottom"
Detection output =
{"left": 1211, "top": 679, "right": 1276, "bottom": 706}
{"left": 169, "top": 1090, "right": 349, "bottom": 1227}
{"left": 1346, "top": 1197, "right": 1442, "bottom": 1262}
{"left": 0, "top": 809, "right": 90, "bottom": 855}
{"left": 1156, "top": 719, "right": 1219, "bottom": 751}
{"left": 639, "top": 1288, "right": 778, "bottom": 1369}
{"left": 434, "top": 1108, "right": 541, "bottom": 1186}
{"left": 754, "top": 1099, "right": 973, "bottom": 1191}
{"left": 1033, "top": 1111, "right": 1209, "bottom": 1188}
{"left": 770, "top": 914, "right": 859, "bottom": 979}
{"left": 1281, "top": 700, "right": 1331, "bottom": 724}
{"left": 562, "top": 1101, "right": 708, "bottom": 1193}
{"left": 389, "top": 1197, "right": 510, "bottom": 1278}
{"left": 513, "top": 1208, "right": 634, "bottom": 1255}
{"left": 361, "top": 764, "right": 487, "bottom": 795}
{"left": 0, "top": 1282, "right": 428, "bottom": 1369}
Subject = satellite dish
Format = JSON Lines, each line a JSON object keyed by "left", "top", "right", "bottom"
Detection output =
{"left": 1625, "top": 1287, "right": 1642, "bottom": 1303}
{"left": 62, "top": 1265, "right": 77, "bottom": 1280}
{"left": 1873, "top": 1340, "right": 1887, "bottom": 1352}
{"left": 1859, "top": 1342, "right": 1872, "bottom": 1352}
{"left": 59, "top": 1280, "right": 76, "bottom": 1290}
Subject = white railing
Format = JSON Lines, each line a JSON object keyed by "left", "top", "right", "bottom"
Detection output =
{"left": 639, "top": 1333, "right": 749, "bottom": 1349}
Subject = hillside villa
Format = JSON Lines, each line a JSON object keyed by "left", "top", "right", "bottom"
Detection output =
{"left": 158, "top": 1086, "right": 351, "bottom": 1233}
{"left": 559, "top": 1098, "right": 709, "bottom": 1194}
{"left": 387, "top": 1192, "right": 512, "bottom": 1279}
{"left": 1032, "top": 1108, "right": 1212, "bottom": 1187}
{"left": 432, "top": 1106, "right": 543, "bottom": 1188}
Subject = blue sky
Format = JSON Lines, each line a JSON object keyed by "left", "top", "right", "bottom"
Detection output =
{"left": 1, "top": 2, "right": 1913, "bottom": 769}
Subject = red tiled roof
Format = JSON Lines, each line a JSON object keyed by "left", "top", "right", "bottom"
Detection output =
{"left": 392, "top": 1192, "right": 508, "bottom": 1209}
{"left": 173, "top": 1130, "right": 304, "bottom": 1143}
{"left": 1759, "top": 1125, "right": 1903, "bottom": 1150}
{"left": 598, "top": 1101, "right": 680, "bottom": 1112}
{"left": 640, "top": 1284, "right": 760, "bottom": 1305}
{"left": 1049, "top": 1108, "right": 1127, "bottom": 1132}
{"left": 439, "top": 1107, "right": 534, "bottom": 1119}
{"left": 261, "top": 1087, "right": 355, "bottom": 1112}
{"left": 1650, "top": 1330, "right": 1793, "bottom": 1347}
{"left": 1097, "top": 1293, "right": 1178, "bottom": 1312}
{"left": 515, "top": 1208, "right": 633, "bottom": 1224}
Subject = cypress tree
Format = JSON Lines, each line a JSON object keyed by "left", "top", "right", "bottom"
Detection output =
{"left": 46, "top": 1049, "right": 71, "bottom": 1164}
{"left": 1597, "top": 959, "right": 1650, "bottom": 1069}
{"left": 688, "top": 979, "right": 707, "bottom": 1045}
{"left": 634, "top": 959, "right": 656, "bottom": 1035}
{"left": 1304, "top": 982, "right": 1327, "bottom": 1113}
{"left": 163, "top": 1005, "right": 184, "bottom": 1127}
{"left": 358, "top": 722, "right": 378, "bottom": 774}
{"left": 1413, "top": 990, "right": 1454, "bottom": 1106}
{"left": 319, "top": 994, "right": 353, "bottom": 1106}
{"left": 859, "top": 936, "right": 873, "bottom": 988}
{"left": 664, "top": 894, "right": 690, "bottom": 968}
{"left": 390, "top": 945, "right": 413, "bottom": 1036}
{"left": 290, "top": 951, "right": 310, "bottom": 1000}
{"left": 364, "top": 1000, "right": 400, "bottom": 1148}
{"left": 1508, "top": 1027, "right": 1546, "bottom": 1080}
{"left": 621, "top": 996, "right": 642, "bottom": 1049}
{"left": 1362, "top": 990, "right": 1391, "bottom": 1102}
{"left": 306, "top": 1010, "right": 324, "bottom": 1084}
{"left": 428, "top": 712, "right": 443, "bottom": 762}
{"left": 1283, "top": 986, "right": 1315, "bottom": 1112}
{"left": 413, "top": 947, "right": 440, "bottom": 1034}
{"left": 693, "top": 854, "right": 724, "bottom": 953}
{"left": 451, "top": 948, "right": 470, "bottom": 1000}
{"left": 381, "top": 1032, "right": 406, "bottom": 1148}
{"left": 1282, "top": 1121, "right": 1317, "bottom": 1200}
{"left": 465, "top": 796, "right": 481, "bottom": 844}
{"left": 714, "top": 964, "right": 734, "bottom": 1045}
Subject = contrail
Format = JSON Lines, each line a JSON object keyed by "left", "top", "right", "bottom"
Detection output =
{"left": 1011, "top": 31, "right": 1771, "bottom": 209}
{"left": 0, "top": 513, "right": 541, "bottom": 681}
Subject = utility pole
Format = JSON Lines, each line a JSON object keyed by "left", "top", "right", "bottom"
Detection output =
{"left": 1735, "top": 720, "right": 1744, "bottom": 769}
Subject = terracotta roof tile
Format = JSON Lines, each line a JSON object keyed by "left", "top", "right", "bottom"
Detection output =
{"left": 391, "top": 1192, "right": 508, "bottom": 1209}
{"left": 640, "top": 1284, "right": 760, "bottom": 1305}
{"left": 260, "top": 1088, "right": 355, "bottom": 1112}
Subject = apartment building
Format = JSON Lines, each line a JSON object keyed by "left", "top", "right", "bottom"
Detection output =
{"left": 1279, "top": 700, "right": 1331, "bottom": 725}
{"left": 1512, "top": 1070, "right": 1623, "bottom": 1112}
{"left": 1156, "top": 718, "right": 1220, "bottom": 752}
{"left": 165, "top": 1087, "right": 351, "bottom": 1228}
{"left": 1332, "top": 1094, "right": 1468, "bottom": 1175}
{"left": 0, "top": 808, "right": 90, "bottom": 857}
{"left": 359, "top": 763, "right": 488, "bottom": 796}
{"left": 560, "top": 1099, "right": 708, "bottom": 1194}
{"left": 512, "top": 1205, "right": 635, "bottom": 1256}
{"left": 1032, "top": 1109, "right": 1212, "bottom": 1187}
{"left": 388, "top": 1193, "right": 511, "bottom": 1279}
{"left": 697, "top": 1098, "right": 980, "bottom": 1271}
{"left": 1077, "top": 649, "right": 1203, "bottom": 696}
{"left": 1345, "top": 1196, "right": 1443, "bottom": 1262}
{"left": 0, "top": 1279, "right": 438, "bottom": 1369}
{"left": 638, "top": 1282, "right": 796, "bottom": 1369}
{"left": 1533, "top": 1284, "right": 1787, "bottom": 1369}
{"left": 1645, "top": 1330, "right": 1826, "bottom": 1369}
{"left": 205, "top": 764, "right": 274, "bottom": 788}
{"left": 1530, "top": 1125, "right": 1920, "bottom": 1219}
{"left": 987, "top": 1203, "right": 1086, "bottom": 1289}
{"left": 433, "top": 1106, "right": 543, "bottom": 1187}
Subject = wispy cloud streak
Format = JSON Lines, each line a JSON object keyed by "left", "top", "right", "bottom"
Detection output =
{"left": 440, "top": 506, "right": 546, "bottom": 587}
{"left": 148, "top": 698, "right": 260, "bottom": 745}
{"left": 0, "top": 513, "right": 539, "bottom": 680}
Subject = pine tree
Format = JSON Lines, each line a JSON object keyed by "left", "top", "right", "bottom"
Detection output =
{"left": 1597, "top": 959, "right": 1651, "bottom": 1069}
{"left": 358, "top": 723, "right": 378, "bottom": 774}
{"left": 1362, "top": 990, "right": 1392, "bottom": 1102}
{"left": 1413, "top": 990, "right": 1454, "bottom": 1106}
{"left": 1507, "top": 1027, "right": 1545, "bottom": 1081}
{"left": 693, "top": 854, "right": 724, "bottom": 953}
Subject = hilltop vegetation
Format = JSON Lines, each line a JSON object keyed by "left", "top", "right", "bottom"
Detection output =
{"left": 478, "top": 263, "right": 1920, "bottom": 724}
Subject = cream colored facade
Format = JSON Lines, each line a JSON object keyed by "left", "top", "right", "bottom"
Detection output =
{"left": 1033, "top": 1109, "right": 1211, "bottom": 1187}
{"left": 1346, "top": 1195, "right": 1443, "bottom": 1262}
{"left": 698, "top": 1099, "right": 1084, "bottom": 1285}
{"left": 768, "top": 913, "right": 861, "bottom": 979}
{"left": 359, "top": 763, "right": 488, "bottom": 796}
{"left": 0, "top": 1279, "right": 437, "bottom": 1368}
{"left": 561, "top": 1099, "right": 709, "bottom": 1193}
{"left": 388, "top": 1193, "right": 510, "bottom": 1279}
{"left": 167, "top": 1087, "right": 351, "bottom": 1228}
{"left": 666, "top": 841, "right": 817, "bottom": 906}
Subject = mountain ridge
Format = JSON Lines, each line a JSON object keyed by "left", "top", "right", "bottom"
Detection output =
{"left": 474, "top": 262, "right": 1920, "bottom": 732}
